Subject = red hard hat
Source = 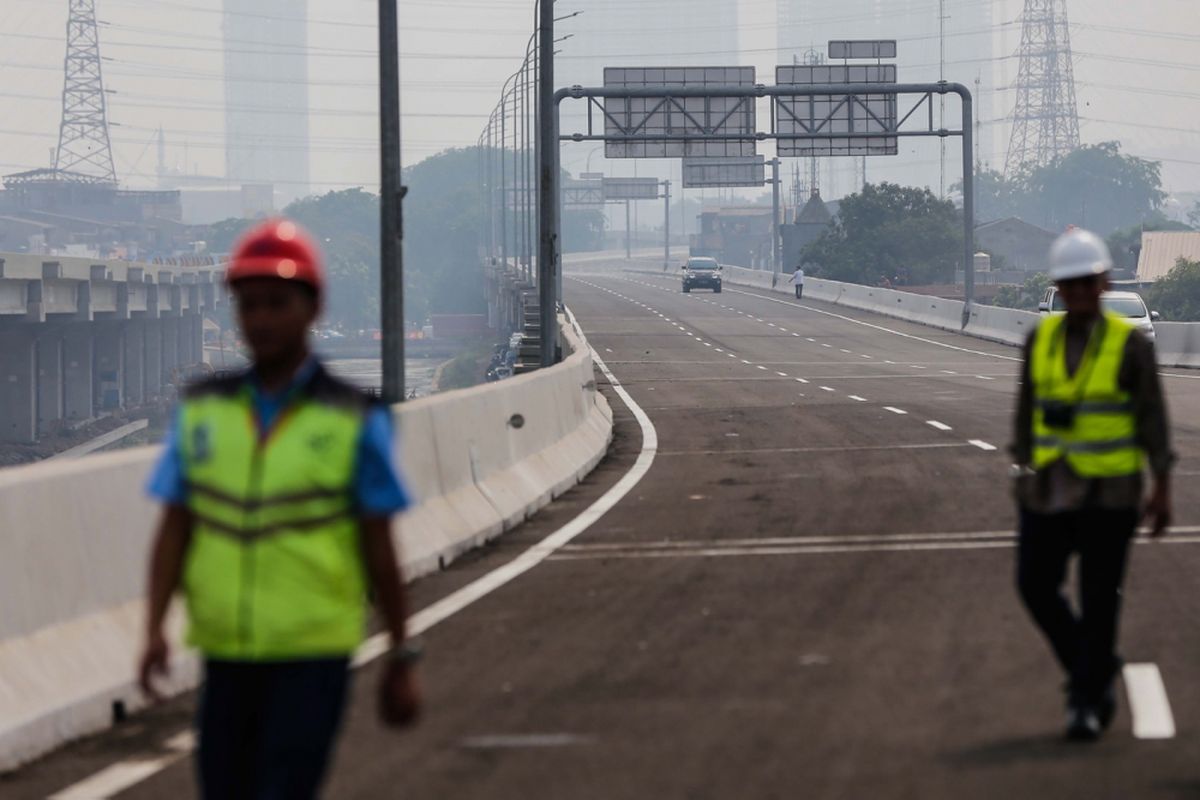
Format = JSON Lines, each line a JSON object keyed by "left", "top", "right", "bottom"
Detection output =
{"left": 226, "top": 218, "right": 324, "bottom": 292}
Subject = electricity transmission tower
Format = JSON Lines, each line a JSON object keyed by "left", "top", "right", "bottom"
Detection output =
{"left": 54, "top": 0, "right": 117, "bottom": 182}
{"left": 1004, "top": 0, "right": 1080, "bottom": 176}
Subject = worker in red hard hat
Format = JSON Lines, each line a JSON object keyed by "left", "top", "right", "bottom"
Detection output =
{"left": 140, "top": 218, "right": 420, "bottom": 799}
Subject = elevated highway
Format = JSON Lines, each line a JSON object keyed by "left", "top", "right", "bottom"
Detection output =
{"left": 6, "top": 257, "right": 1199, "bottom": 799}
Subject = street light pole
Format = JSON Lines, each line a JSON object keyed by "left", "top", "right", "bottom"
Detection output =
{"left": 536, "top": 0, "right": 558, "bottom": 367}
{"left": 663, "top": 180, "right": 671, "bottom": 271}
{"left": 378, "top": 0, "right": 405, "bottom": 403}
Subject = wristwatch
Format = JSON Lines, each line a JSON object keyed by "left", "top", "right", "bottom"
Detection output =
{"left": 389, "top": 640, "right": 423, "bottom": 666}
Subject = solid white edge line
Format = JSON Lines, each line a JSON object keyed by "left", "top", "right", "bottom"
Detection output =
{"left": 1124, "top": 663, "right": 1176, "bottom": 739}
{"left": 49, "top": 309, "right": 660, "bottom": 800}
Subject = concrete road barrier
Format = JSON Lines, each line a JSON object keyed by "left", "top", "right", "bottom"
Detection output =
{"left": 0, "top": 314, "right": 612, "bottom": 772}
{"left": 689, "top": 265, "right": 1200, "bottom": 368}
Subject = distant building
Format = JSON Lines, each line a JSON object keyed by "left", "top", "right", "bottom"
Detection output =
{"left": 1136, "top": 231, "right": 1200, "bottom": 283}
{"left": 223, "top": 1, "right": 309, "bottom": 203}
{"left": 781, "top": 189, "right": 834, "bottom": 268}
{"left": 0, "top": 169, "right": 188, "bottom": 258}
{"left": 691, "top": 206, "right": 774, "bottom": 268}
{"left": 974, "top": 217, "right": 1057, "bottom": 273}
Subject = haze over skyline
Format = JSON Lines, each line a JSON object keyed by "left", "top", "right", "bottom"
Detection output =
{"left": 2, "top": 0, "right": 1197, "bottom": 207}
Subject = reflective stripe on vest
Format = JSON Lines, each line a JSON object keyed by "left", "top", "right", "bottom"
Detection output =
{"left": 179, "top": 386, "right": 367, "bottom": 660}
{"left": 1030, "top": 311, "right": 1142, "bottom": 478}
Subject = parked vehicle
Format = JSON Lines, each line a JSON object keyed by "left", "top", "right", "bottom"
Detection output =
{"left": 1039, "top": 288, "right": 1159, "bottom": 341}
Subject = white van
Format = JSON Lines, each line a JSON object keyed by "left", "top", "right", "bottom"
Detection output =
{"left": 1039, "top": 288, "right": 1159, "bottom": 341}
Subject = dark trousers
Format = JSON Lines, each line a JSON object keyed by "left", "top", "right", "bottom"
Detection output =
{"left": 795, "top": 285, "right": 804, "bottom": 299}
{"left": 1016, "top": 509, "right": 1136, "bottom": 706}
{"left": 197, "top": 658, "right": 351, "bottom": 800}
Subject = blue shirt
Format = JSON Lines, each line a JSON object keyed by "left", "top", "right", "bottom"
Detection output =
{"left": 146, "top": 361, "right": 411, "bottom": 517}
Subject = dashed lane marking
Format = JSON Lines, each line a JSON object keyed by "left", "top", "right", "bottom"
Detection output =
{"left": 927, "top": 420, "right": 953, "bottom": 431}
{"left": 884, "top": 407, "right": 908, "bottom": 415}
{"left": 820, "top": 386, "right": 836, "bottom": 393}
{"left": 849, "top": 395, "right": 868, "bottom": 402}
{"left": 1124, "top": 663, "right": 1177, "bottom": 740}
{"left": 968, "top": 440, "right": 998, "bottom": 451}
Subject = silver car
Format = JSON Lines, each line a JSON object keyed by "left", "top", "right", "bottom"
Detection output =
{"left": 1039, "top": 288, "right": 1159, "bottom": 341}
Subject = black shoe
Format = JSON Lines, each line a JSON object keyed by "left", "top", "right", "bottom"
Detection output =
{"left": 1066, "top": 706, "right": 1102, "bottom": 742}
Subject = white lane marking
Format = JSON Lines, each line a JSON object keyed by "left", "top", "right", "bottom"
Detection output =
{"left": 975, "top": 375, "right": 995, "bottom": 381}
{"left": 1124, "top": 663, "right": 1176, "bottom": 740}
{"left": 911, "top": 365, "right": 927, "bottom": 370}
{"left": 840, "top": 348, "right": 853, "bottom": 354}
{"left": 941, "top": 370, "right": 958, "bottom": 375}
{"left": 714, "top": 348, "right": 724, "bottom": 353}
{"left": 776, "top": 371, "right": 789, "bottom": 377}
{"left": 820, "top": 386, "right": 836, "bottom": 392}
{"left": 968, "top": 439, "right": 997, "bottom": 451}
{"left": 728, "top": 353, "right": 737, "bottom": 358}
{"left": 806, "top": 338, "right": 816, "bottom": 342}
{"left": 822, "top": 343, "right": 833, "bottom": 349}
{"left": 742, "top": 359, "right": 753, "bottom": 364}
{"left": 53, "top": 312, "right": 660, "bottom": 800}
{"left": 848, "top": 395, "right": 868, "bottom": 402}
{"left": 796, "top": 378, "right": 810, "bottom": 384}
{"left": 48, "top": 732, "right": 195, "bottom": 800}
{"left": 757, "top": 365, "right": 768, "bottom": 371}
{"left": 722, "top": 286, "right": 1020, "bottom": 363}
{"left": 884, "top": 407, "right": 908, "bottom": 415}
{"left": 550, "top": 541, "right": 1018, "bottom": 561}
{"left": 703, "top": 342, "right": 713, "bottom": 347}
{"left": 927, "top": 420, "right": 953, "bottom": 431}
{"left": 605, "top": 348, "right": 612, "bottom": 353}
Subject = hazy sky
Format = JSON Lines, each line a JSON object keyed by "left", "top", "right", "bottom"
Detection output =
{"left": 2, "top": 0, "right": 1197, "bottom": 206}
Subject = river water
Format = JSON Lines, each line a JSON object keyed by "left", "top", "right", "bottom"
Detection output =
{"left": 324, "top": 358, "right": 442, "bottom": 398}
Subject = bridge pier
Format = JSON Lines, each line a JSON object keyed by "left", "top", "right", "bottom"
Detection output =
{"left": 144, "top": 318, "right": 164, "bottom": 400}
{"left": 95, "top": 322, "right": 124, "bottom": 411}
{"left": 0, "top": 329, "right": 36, "bottom": 443}
{"left": 36, "top": 332, "right": 63, "bottom": 435}
{"left": 62, "top": 324, "right": 93, "bottom": 422}
{"left": 123, "top": 319, "right": 145, "bottom": 406}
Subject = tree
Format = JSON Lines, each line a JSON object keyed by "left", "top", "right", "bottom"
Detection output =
{"left": 1022, "top": 143, "right": 1165, "bottom": 234}
{"left": 801, "top": 182, "right": 962, "bottom": 286}
{"left": 1143, "top": 258, "right": 1200, "bottom": 321}
{"left": 959, "top": 143, "right": 1167, "bottom": 238}
{"left": 993, "top": 272, "right": 1052, "bottom": 311}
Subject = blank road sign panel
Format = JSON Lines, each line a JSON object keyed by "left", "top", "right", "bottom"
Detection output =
{"left": 681, "top": 156, "right": 766, "bottom": 188}
{"left": 602, "top": 177, "right": 660, "bottom": 200}
{"left": 775, "top": 64, "right": 898, "bottom": 157}
{"left": 829, "top": 40, "right": 898, "bottom": 60}
{"left": 603, "top": 66, "right": 757, "bottom": 159}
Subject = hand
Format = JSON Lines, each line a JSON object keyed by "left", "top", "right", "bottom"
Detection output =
{"left": 379, "top": 660, "right": 420, "bottom": 728}
{"left": 138, "top": 629, "right": 170, "bottom": 701}
{"left": 1144, "top": 481, "right": 1172, "bottom": 538}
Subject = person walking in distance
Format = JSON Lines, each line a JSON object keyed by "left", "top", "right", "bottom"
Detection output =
{"left": 791, "top": 265, "right": 805, "bottom": 299}
{"left": 139, "top": 219, "right": 421, "bottom": 798}
{"left": 1012, "top": 228, "right": 1173, "bottom": 741}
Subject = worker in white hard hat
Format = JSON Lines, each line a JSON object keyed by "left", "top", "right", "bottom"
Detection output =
{"left": 1011, "top": 228, "right": 1174, "bottom": 741}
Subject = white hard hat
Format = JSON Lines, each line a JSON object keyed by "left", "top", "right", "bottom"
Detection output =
{"left": 1049, "top": 228, "right": 1112, "bottom": 281}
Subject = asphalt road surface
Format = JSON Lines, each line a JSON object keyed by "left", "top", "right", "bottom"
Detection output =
{"left": 9, "top": 262, "right": 1200, "bottom": 799}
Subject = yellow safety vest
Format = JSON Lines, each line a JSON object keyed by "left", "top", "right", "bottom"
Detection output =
{"left": 178, "top": 367, "right": 370, "bottom": 660}
{"left": 1030, "top": 311, "right": 1142, "bottom": 478}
